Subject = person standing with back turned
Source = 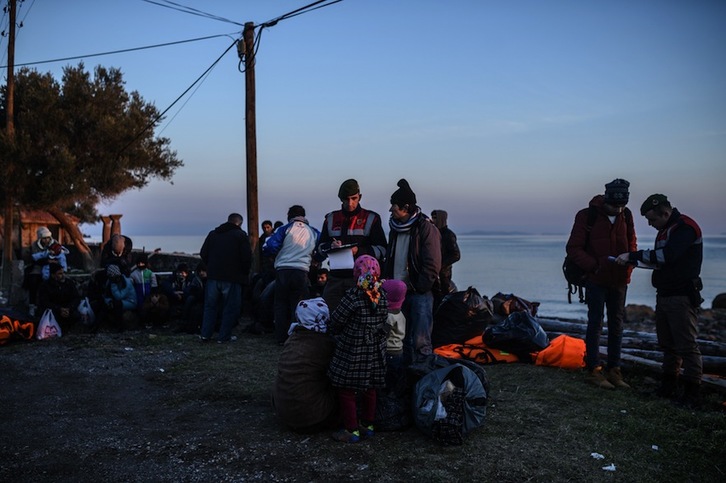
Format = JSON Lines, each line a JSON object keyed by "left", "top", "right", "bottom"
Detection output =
{"left": 616, "top": 194, "right": 704, "bottom": 408}
{"left": 200, "top": 213, "right": 252, "bottom": 343}
{"left": 566, "top": 179, "right": 636, "bottom": 389}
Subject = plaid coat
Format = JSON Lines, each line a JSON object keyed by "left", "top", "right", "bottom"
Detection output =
{"left": 327, "top": 287, "right": 388, "bottom": 390}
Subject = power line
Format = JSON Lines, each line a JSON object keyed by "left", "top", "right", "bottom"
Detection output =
{"left": 141, "top": 0, "right": 244, "bottom": 27}
{"left": 259, "top": 0, "right": 343, "bottom": 28}
{"left": 1, "top": 32, "right": 238, "bottom": 68}
{"left": 117, "top": 37, "right": 238, "bottom": 157}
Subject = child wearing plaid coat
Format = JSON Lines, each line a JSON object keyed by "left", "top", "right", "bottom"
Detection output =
{"left": 327, "top": 255, "right": 388, "bottom": 443}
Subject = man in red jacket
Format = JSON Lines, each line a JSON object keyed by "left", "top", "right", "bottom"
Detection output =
{"left": 566, "top": 179, "right": 637, "bottom": 389}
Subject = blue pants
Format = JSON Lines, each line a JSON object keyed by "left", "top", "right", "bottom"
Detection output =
{"left": 201, "top": 279, "right": 242, "bottom": 342}
{"left": 584, "top": 282, "right": 627, "bottom": 370}
{"left": 403, "top": 291, "right": 434, "bottom": 365}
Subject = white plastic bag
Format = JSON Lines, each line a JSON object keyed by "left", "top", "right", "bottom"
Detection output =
{"left": 77, "top": 297, "right": 96, "bottom": 326}
{"left": 37, "top": 309, "right": 62, "bottom": 339}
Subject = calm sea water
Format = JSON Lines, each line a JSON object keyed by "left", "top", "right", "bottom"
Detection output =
{"left": 126, "top": 234, "right": 726, "bottom": 320}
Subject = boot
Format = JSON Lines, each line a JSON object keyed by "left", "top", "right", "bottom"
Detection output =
{"left": 656, "top": 374, "right": 679, "bottom": 399}
{"left": 586, "top": 366, "right": 615, "bottom": 389}
{"left": 677, "top": 380, "right": 702, "bottom": 409}
{"left": 606, "top": 367, "right": 630, "bottom": 388}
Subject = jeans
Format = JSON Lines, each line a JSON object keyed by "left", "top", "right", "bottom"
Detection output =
{"left": 201, "top": 279, "right": 242, "bottom": 342}
{"left": 403, "top": 291, "right": 434, "bottom": 365}
{"left": 584, "top": 282, "right": 627, "bottom": 370}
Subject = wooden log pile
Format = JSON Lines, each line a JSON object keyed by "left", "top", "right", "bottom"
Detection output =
{"left": 537, "top": 317, "right": 726, "bottom": 392}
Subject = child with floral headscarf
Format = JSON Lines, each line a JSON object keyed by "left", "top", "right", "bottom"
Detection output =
{"left": 327, "top": 255, "right": 388, "bottom": 443}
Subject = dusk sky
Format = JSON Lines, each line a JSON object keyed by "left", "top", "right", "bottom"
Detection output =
{"left": 6, "top": 0, "right": 726, "bottom": 237}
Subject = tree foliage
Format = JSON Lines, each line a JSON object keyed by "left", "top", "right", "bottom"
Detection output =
{"left": 0, "top": 63, "right": 183, "bottom": 222}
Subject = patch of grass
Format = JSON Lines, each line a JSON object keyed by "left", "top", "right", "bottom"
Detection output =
{"left": 2, "top": 327, "right": 724, "bottom": 482}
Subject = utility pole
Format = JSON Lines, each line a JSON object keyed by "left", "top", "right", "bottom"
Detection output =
{"left": 2, "top": 0, "right": 17, "bottom": 290}
{"left": 243, "top": 21, "right": 260, "bottom": 271}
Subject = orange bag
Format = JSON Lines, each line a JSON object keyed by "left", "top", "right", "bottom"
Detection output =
{"left": 534, "top": 334, "right": 585, "bottom": 370}
{"left": 434, "top": 335, "right": 520, "bottom": 364}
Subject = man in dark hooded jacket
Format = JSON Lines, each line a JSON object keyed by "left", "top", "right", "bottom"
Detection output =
{"left": 566, "top": 179, "right": 637, "bottom": 390}
{"left": 200, "top": 213, "right": 252, "bottom": 342}
{"left": 431, "top": 209, "right": 461, "bottom": 298}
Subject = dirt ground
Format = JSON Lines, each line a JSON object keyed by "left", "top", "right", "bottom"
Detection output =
{"left": 1, "top": 309, "right": 724, "bottom": 482}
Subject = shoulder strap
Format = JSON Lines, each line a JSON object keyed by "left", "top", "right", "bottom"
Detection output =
{"left": 584, "top": 205, "right": 598, "bottom": 247}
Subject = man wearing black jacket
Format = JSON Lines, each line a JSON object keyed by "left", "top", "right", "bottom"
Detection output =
{"left": 617, "top": 194, "right": 704, "bottom": 407}
{"left": 199, "top": 213, "right": 252, "bottom": 343}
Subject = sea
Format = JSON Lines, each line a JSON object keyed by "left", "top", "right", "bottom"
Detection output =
{"left": 124, "top": 234, "right": 726, "bottom": 321}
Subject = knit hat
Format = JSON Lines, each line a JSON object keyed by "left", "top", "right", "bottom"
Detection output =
{"left": 290, "top": 297, "right": 329, "bottom": 335}
{"left": 48, "top": 263, "right": 64, "bottom": 275}
{"left": 640, "top": 194, "right": 670, "bottom": 216}
{"left": 354, "top": 255, "right": 380, "bottom": 281}
{"left": 604, "top": 178, "right": 630, "bottom": 206}
{"left": 37, "top": 226, "right": 52, "bottom": 239}
{"left": 382, "top": 279, "right": 407, "bottom": 311}
{"left": 338, "top": 179, "right": 360, "bottom": 200}
{"left": 106, "top": 264, "right": 122, "bottom": 278}
{"left": 390, "top": 178, "right": 417, "bottom": 207}
{"left": 48, "top": 242, "right": 63, "bottom": 257}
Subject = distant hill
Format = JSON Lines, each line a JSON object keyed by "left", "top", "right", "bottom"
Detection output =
{"left": 461, "top": 230, "right": 567, "bottom": 236}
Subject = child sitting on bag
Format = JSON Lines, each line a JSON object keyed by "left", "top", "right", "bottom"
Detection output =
{"left": 327, "top": 255, "right": 388, "bottom": 444}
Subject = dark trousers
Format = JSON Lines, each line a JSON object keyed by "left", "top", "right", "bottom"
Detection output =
{"left": 585, "top": 283, "right": 627, "bottom": 370}
{"left": 273, "top": 269, "right": 310, "bottom": 344}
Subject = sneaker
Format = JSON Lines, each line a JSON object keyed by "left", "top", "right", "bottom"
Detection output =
{"left": 199, "top": 336, "right": 211, "bottom": 343}
{"left": 358, "top": 424, "right": 374, "bottom": 439}
{"left": 332, "top": 429, "right": 360, "bottom": 443}
{"left": 586, "top": 367, "right": 615, "bottom": 389}
{"left": 606, "top": 367, "right": 631, "bottom": 388}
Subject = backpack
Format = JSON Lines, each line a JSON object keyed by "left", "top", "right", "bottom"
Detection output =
{"left": 563, "top": 206, "right": 633, "bottom": 304}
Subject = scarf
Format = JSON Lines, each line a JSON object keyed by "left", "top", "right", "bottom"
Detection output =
{"left": 389, "top": 207, "right": 420, "bottom": 233}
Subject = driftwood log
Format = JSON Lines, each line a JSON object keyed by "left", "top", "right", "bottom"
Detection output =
{"left": 536, "top": 317, "right": 726, "bottom": 391}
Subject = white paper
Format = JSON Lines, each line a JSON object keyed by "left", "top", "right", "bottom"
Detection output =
{"left": 328, "top": 248, "right": 354, "bottom": 270}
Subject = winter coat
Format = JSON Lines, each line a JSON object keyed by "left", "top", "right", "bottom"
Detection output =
{"left": 317, "top": 205, "right": 387, "bottom": 278}
{"left": 566, "top": 195, "right": 636, "bottom": 287}
{"left": 631, "top": 208, "right": 703, "bottom": 297}
{"left": 38, "top": 276, "right": 80, "bottom": 314}
{"left": 327, "top": 288, "right": 388, "bottom": 390}
{"left": 105, "top": 276, "right": 138, "bottom": 311}
{"left": 271, "top": 328, "right": 337, "bottom": 430}
{"left": 200, "top": 222, "right": 252, "bottom": 285}
{"left": 263, "top": 217, "right": 320, "bottom": 271}
{"left": 384, "top": 214, "right": 442, "bottom": 294}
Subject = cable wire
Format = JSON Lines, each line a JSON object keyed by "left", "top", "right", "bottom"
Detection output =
{"left": 259, "top": 0, "right": 343, "bottom": 28}
{"left": 1, "top": 32, "right": 239, "bottom": 68}
{"left": 141, "top": 0, "right": 244, "bottom": 26}
{"left": 117, "top": 37, "right": 238, "bottom": 157}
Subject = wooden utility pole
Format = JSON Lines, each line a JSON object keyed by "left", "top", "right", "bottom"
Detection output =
{"left": 2, "top": 0, "right": 17, "bottom": 289}
{"left": 243, "top": 22, "right": 260, "bottom": 271}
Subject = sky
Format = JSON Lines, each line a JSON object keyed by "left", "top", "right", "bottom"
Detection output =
{"left": 5, "top": 0, "right": 726, "bottom": 238}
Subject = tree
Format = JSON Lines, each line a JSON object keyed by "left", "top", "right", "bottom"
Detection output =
{"left": 0, "top": 63, "right": 183, "bottom": 269}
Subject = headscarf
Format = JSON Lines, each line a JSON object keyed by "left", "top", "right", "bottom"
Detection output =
{"left": 288, "top": 297, "right": 330, "bottom": 335}
{"left": 354, "top": 255, "right": 382, "bottom": 306}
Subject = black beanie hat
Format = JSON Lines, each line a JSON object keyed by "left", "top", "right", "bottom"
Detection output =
{"left": 48, "top": 263, "right": 63, "bottom": 275}
{"left": 390, "top": 179, "right": 417, "bottom": 207}
{"left": 604, "top": 178, "right": 630, "bottom": 206}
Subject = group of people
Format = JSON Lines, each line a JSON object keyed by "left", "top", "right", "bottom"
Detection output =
{"left": 566, "top": 179, "right": 704, "bottom": 408}
{"left": 23, "top": 175, "right": 705, "bottom": 440}
{"left": 24, "top": 231, "right": 209, "bottom": 334}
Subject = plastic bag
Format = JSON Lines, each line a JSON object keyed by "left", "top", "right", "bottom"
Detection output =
{"left": 432, "top": 287, "right": 493, "bottom": 347}
{"left": 482, "top": 311, "right": 548, "bottom": 360}
{"left": 36, "top": 309, "right": 62, "bottom": 339}
{"left": 77, "top": 297, "right": 96, "bottom": 326}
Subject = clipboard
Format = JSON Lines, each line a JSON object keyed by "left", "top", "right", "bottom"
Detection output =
{"left": 327, "top": 247, "right": 355, "bottom": 270}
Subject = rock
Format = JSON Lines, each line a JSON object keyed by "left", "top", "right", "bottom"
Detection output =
{"left": 712, "top": 293, "right": 726, "bottom": 310}
{"left": 625, "top": 304, "right": 655, "bottom": 323}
